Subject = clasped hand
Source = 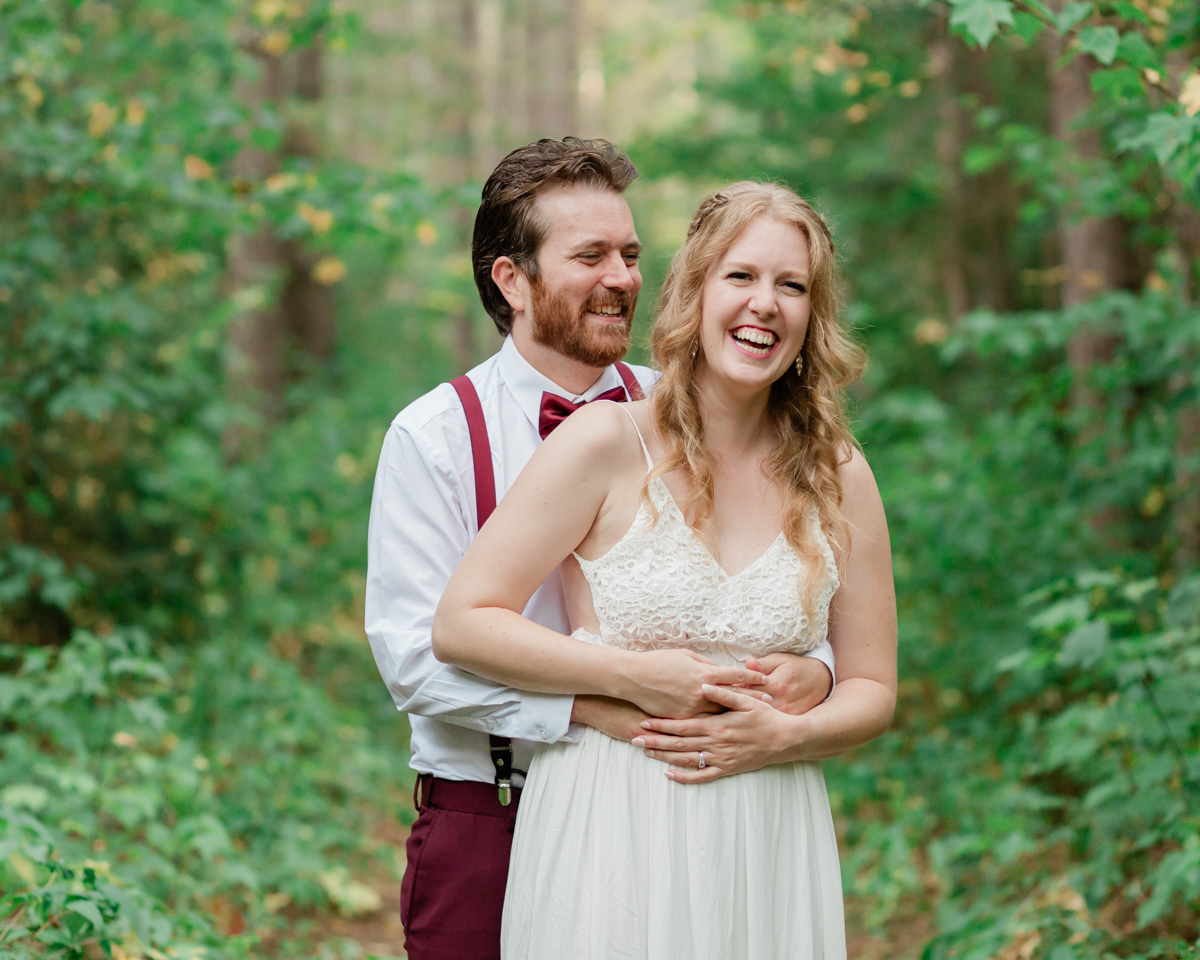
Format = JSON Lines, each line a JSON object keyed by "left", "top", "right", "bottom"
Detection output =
{"left": 621, "top": 648, "right": 767, "bottom": 719}
{"left": 628, "top": 652, "right": 828, "bottom": 783}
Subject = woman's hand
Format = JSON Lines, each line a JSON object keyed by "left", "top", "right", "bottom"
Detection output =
{"left": 619, "top": 650, "right": 766, "bottom": 719}
{"left": 631, "top": 683, "right": 806, "bottom": 782}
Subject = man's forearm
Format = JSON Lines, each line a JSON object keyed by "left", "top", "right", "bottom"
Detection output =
{"left": 571, "top": 694, "right": 652, "bottom": 743}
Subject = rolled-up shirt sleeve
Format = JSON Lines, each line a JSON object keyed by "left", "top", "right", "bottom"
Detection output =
{"left": 802, "top": 639, "right": 836, "bottom": 700}
{"left": 365, "top": 420, "right": 576, "bottom": 744}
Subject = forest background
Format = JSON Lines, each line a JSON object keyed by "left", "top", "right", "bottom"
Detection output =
{"left": 3, "top": 0, "right": 1200, "bottom": 958}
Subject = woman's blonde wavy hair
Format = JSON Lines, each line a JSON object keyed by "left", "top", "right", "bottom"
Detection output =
{"left": 647, "top": 181, "right": 865, "bottom": 614}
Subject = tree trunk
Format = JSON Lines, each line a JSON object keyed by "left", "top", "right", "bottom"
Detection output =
{"left": 528, "top": 0, "right": 579, "bottom": 139}
{"left": 931, "top": 23, "right": 970, "bottom": 321}
{"left": 226, "top": 29, "right": 333, "bottom": 450}
{"left": 1046, "top": 38, "right": 1125, "bottom": 414}
{"left": 1171, "top": 203, "right": 1200, "bottom": 571}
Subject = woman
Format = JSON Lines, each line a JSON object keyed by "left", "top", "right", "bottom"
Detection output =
{"left": 433, "top": 182, "right": 897, "bottom": 959}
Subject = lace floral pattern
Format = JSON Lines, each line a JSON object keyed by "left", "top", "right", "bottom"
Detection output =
{"left": 574, "top": 477, "right": 839, "bottom": 658}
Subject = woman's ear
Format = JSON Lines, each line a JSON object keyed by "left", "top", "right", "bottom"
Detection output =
{"left": 492, "top": 257, "right": 526, "bottom": 314}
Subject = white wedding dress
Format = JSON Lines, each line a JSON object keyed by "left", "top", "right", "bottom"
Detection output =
{"left": 501, "top": 412, "right": 847, "bottom": 959}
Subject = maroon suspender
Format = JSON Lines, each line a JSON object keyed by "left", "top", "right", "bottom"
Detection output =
{"left": 447, "top": 364, "right": 642, "bottom": 806}
{"left": 450, "top": 375, "right": 516, "bottom": 804}
{"left": 450, "top": 376, "right": 497, "bottom": 528}
{"left": 614, "top": 360, "right": 644, "bottom": 401}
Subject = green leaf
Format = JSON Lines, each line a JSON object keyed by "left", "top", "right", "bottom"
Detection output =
{"left": 1118, "top": 112, "right": 1199, "bottom": 165}
{"left": 1057, "top": 620, "right": 1110, "bottom": 669}
{"left": 1012, "top": 11, "right": 1045, "bottom": 42}
{"left": 949, "top": 0, "right": 1015, "bottom": 47}
{"left": 1056, "top": 1, "right": 1093, "bottom": 33}
{"left": 66, "top": 899, "right": 104, "bottom": 931}
{"left": 1116, "top": 31, "right": 1160, "bottom": 70}
{"left": 1, "top": 785, "right": 49, "bottom": 811}
{"left": 1166, "top": 575, "right": 1200, "bottom": 629}
{"left": 963, "top": 144, "right": 1006, "bottom": 174}
{"left": 1078, "top": 25, "right": 1120, "bottom": 64}
{"left": 1091, "top": 66, "right": 1146, "bottom": 102}
{"left": 1108, "top": 0, "right": 1150, "bottom": 24}
{"left": 1029, "top": 596, "right": 1090, "bottom": 631}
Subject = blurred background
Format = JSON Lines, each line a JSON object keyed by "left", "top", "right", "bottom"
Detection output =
{"left": 3, "top": 0, "right": 1199, "bottom": 957}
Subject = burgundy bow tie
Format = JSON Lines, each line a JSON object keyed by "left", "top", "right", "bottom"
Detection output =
{"left": 538, "top": 386, "right": 630, "bottom": 440}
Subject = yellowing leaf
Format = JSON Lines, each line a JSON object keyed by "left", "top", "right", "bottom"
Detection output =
{"left": 260, "top": 30, "right": 291, "bottom": 56}
{"left": 255, "top": 0, "right": 286, "bottom": 22}
{"left": 319, "top": 867, "right": 382, "bottom": 917}
{"left": 313, "top": 257, "right": 347, "bottom": 285}
{"left": 299, "top": 203, "right": 334, "bottom": 234}
{"left": 1179, "top": 72, "right": 1200, "bottom": 117}
{"left": 185, "top": 155, "right": 215, "bottom": 180}
{"left": 126, "top": 100, "right": 147, "bottom": 125}
{"left": 89, "top": 102, "right": 118, "bottom": 137}
{"left": 18, "top": 76, "right": 43, "bottom": 107}
{"left": 416, "top": 221, "right": 438, "bottom": 245}
{"left": 265, "top": 172, "right": 299, "bottom": 193}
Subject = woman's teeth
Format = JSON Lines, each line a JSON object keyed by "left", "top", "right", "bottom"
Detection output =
{"left": 731, "top": 328, "right": 777, "bottom": 356}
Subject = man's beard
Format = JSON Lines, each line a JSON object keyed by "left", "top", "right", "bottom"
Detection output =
{"left": 529, "top": 278, "right": 636, "bottom": 368}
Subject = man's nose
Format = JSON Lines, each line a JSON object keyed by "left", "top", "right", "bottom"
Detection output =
{"left": 601, "top": 251, "right": 638, "bottom": 291}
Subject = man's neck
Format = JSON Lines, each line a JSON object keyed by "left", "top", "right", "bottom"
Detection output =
{"left": 510, "top": 327, "right": 609, "bottom": 397}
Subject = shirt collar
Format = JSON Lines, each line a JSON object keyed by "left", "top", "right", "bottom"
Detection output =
{"left": 496, "top": 335, "right": 627, "bottom": 433}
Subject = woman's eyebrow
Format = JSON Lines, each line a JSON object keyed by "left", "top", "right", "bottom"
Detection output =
{"left": 722, "top": 259, "right": 809, "bottom": 281}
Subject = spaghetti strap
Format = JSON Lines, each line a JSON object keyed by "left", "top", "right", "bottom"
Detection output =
{"left": 597, "top": 399, "right": 653, "bottom": 470}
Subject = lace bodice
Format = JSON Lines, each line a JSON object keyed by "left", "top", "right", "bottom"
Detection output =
{"left": 573, "top": 408, "right": 840, "bottom": 659}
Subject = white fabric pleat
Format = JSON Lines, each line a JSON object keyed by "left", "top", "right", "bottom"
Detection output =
{"left": 502, "top": 726, "right": 846, "bottom": 960}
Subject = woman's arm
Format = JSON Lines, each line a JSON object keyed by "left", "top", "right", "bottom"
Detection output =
{"left": 431, "top": 402, "right": 766, "bottom": 720}
{"left": 633, "top": 447, "right": 898, "bottom": 778}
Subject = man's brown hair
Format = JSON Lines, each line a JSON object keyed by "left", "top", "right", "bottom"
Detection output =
{"left": 472, "top": 137, "right": 639, "bottom": 335}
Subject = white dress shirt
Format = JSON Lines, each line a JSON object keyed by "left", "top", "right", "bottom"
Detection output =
{"left": 365, "top": 335, "right": 836, "bottom": 784}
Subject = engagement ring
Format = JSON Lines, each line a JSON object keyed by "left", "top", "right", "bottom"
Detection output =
{"left": 697, "top": 752, "right": 706, "bottom": 769}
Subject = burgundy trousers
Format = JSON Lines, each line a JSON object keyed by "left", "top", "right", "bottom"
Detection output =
{"left": 400, "top": 774, "right": 523, "bottom": 960}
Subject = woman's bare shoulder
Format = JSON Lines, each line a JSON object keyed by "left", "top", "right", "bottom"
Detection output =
{"left": 836, "top": 444, "right": 888, "bottom": 529}
{"left": 536, "top": 398, "right": 650, "bottom": 476}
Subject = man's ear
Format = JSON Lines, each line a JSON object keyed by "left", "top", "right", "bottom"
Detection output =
{"left": 491, "top": 257, "right": 526, "bottom": 314}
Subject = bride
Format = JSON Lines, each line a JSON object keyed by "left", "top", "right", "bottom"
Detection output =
{"left": 433, "top": 181, "right": 897, "bottom": 959}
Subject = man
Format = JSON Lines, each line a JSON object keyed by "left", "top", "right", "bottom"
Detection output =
{"left": 365, "top": 138, "right": 836, "bottom": 960}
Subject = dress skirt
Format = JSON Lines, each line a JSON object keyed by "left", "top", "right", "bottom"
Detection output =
{"left": 500, "top": 726, "right": 847, "bottom": 959}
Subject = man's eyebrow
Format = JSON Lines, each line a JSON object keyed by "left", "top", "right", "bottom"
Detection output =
{"left": 570, "top": 239, "right": 643, "bottom": 253}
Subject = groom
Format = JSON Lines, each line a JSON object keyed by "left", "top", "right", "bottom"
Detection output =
{"left": 365, "top": 138, "right": 836, "bottom": 960}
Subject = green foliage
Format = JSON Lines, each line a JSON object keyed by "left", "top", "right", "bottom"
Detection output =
{"left": 645, "top": 0, "right": 1200, "bottom": 954}
{"left": 1, "top": 0, "right": 440, "bottom": 955}
{"left": 4, "top": 0, "right": 1200, "bottom": 957}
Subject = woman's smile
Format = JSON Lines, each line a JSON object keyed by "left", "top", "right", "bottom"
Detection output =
{"left": 729, "top": 324, "right": 780, "bottom": 358}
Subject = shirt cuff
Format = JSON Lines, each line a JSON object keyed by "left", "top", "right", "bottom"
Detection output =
{"left": 506, "top": 691, "right": 576, "bottom": 743}
{"left": 802, "top": 641, "right": 836, "bottom": 702}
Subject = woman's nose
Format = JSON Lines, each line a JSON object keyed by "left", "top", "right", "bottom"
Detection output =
{"left": 749, "top": 281, "right": 778, "bottom": 316}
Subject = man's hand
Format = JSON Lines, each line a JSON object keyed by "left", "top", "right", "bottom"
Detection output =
{"left": 743, "top": 653, "right": 831, "bottom": 716}
{"left": 571, "top": 695, "right": 653, "bottom": 742}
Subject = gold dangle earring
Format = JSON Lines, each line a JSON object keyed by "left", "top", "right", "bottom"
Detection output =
{"left": 794, "top": 352, "right": 804, "bottom": 377}
{"left": 691, "top": 338, "right": 700, "bottom": 362}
